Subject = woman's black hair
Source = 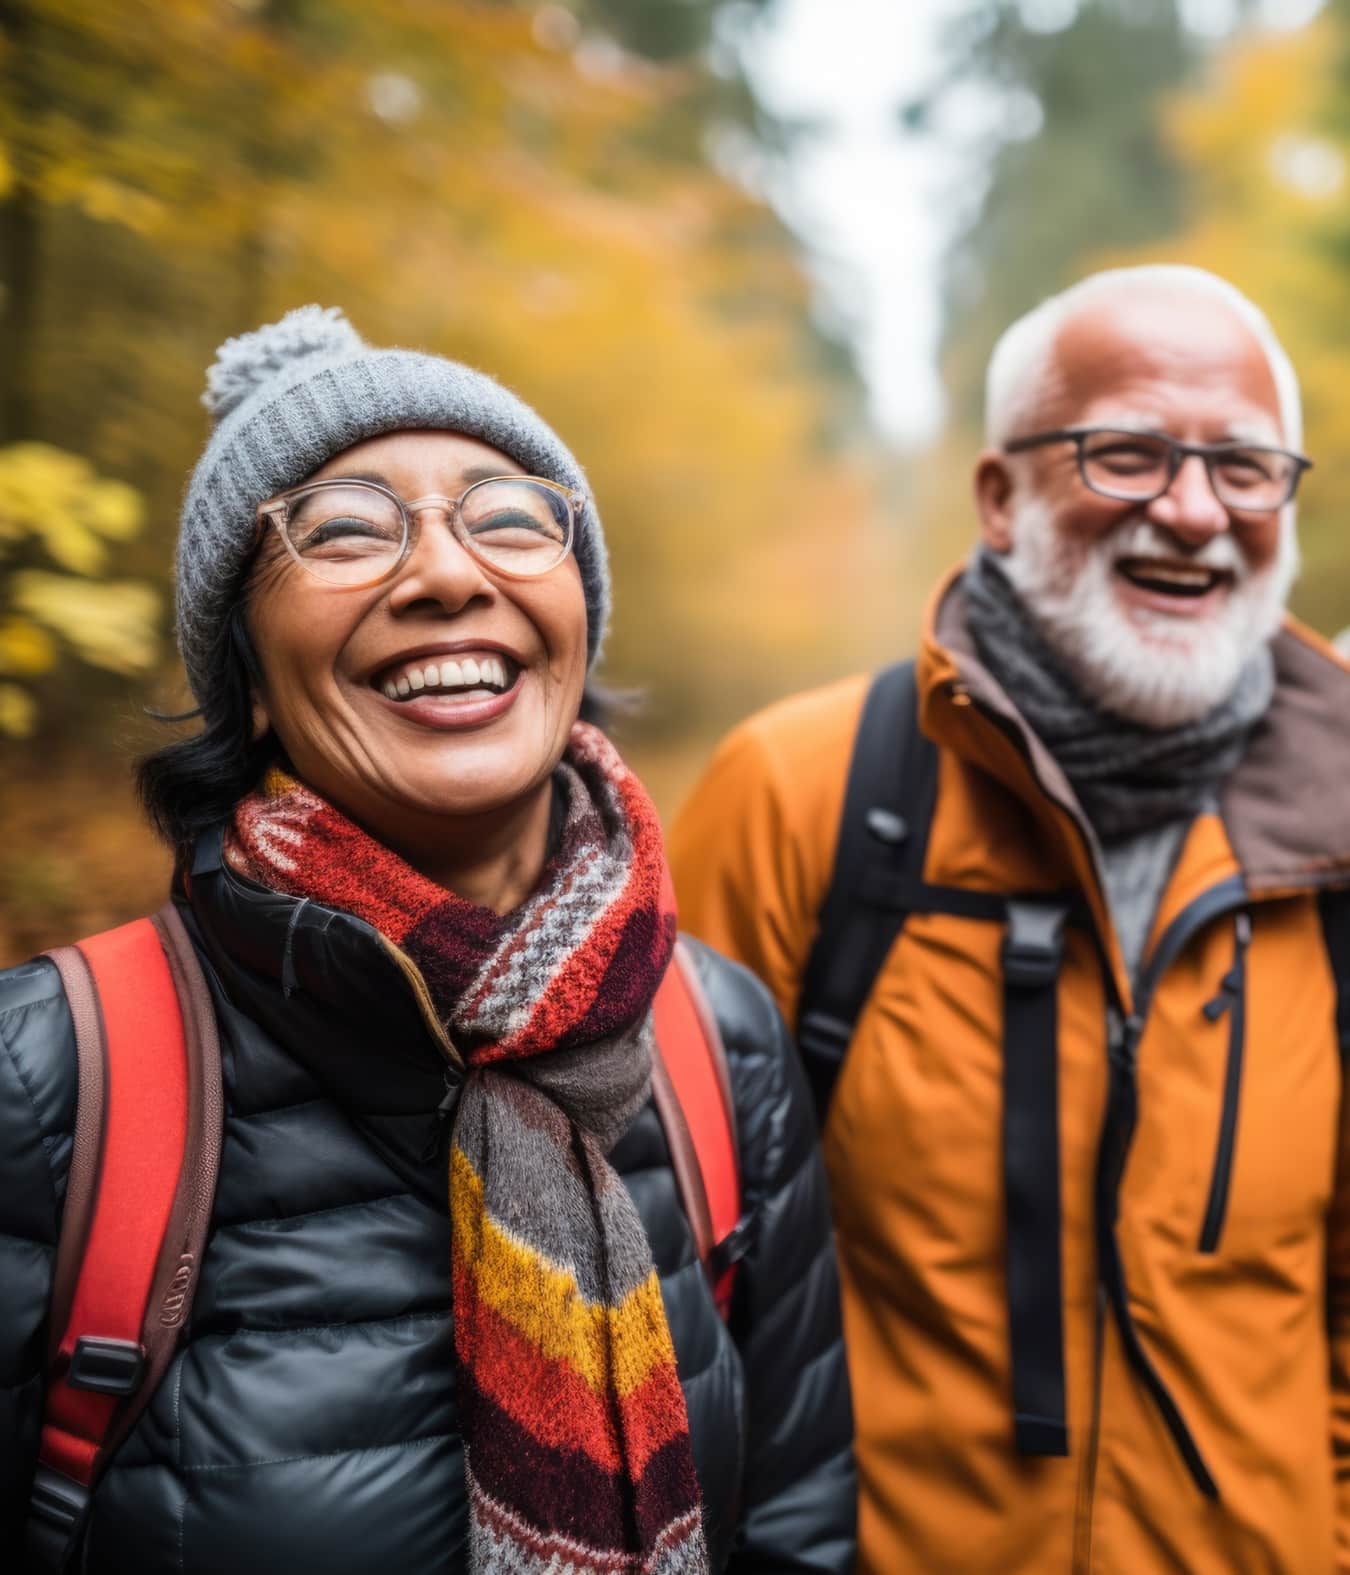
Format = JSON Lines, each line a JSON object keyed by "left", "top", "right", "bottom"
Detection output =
{"left": 137, "top": 604, "right": 280, "bottom": 864}
{"left": 137, "top": 604, "right": 619, "bottom": 864}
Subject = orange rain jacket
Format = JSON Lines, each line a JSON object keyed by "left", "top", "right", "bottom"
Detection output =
{"left": 670, "top": 569, "right": 1350, "bottom": 1574}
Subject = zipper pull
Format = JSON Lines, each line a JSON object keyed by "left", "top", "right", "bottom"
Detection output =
{"left": 1203, "top": 911, "right": 1252, "bottom": 1022}
{"left": 1110, "top": 1010, "right": 1144, "bottom": 1071}
{"left": 419, "top": 1066, "right": 462, "bottom": 1164}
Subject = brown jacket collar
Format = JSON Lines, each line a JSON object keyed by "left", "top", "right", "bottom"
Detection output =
{"left": 920, "top": 565, "right": 1350, "bottom": 898}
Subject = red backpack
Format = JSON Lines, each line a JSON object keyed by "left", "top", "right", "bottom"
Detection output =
{"left": 27, "top": 906, "right": 742, "bottom": 1571}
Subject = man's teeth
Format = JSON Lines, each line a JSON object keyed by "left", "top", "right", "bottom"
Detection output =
{"left": 381, "top": 655, "right": 510, "bottom": 700}
{"left": 1140, "top": 566, "right": 1211, "bottom": 586}
{"left": 1119, "top": 560, "right": 1220, "bottom": 590}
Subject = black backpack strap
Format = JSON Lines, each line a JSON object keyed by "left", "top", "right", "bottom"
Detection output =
{"left": 1001, "top": 898, "right": 1071, "bottom": 1457}
{"left": 1319, "top": 887, "right": 1350, "bottom": 1063}
{"left": 796, "top": 661, "right": 937, "bottom": 1119}
{"left": 797, "top": 658, "right": 1073, "bottom": 1460}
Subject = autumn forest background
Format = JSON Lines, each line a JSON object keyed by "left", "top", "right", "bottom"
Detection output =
{"left": 1, "top": 0, "right": 1345, "bottom": 956}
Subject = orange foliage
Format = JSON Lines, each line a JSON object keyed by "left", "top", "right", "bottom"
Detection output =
{"left": 0, "top": 0, "right": 889, "bottom": 953}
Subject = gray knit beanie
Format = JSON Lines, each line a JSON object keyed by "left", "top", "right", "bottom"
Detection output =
{"left": 177, "top": 305, "right": 608, "bottom": 703}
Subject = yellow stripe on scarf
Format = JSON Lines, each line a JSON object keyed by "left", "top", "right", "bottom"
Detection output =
{"left": 451, "top": 1145, "right": 677, "bottom": 1399}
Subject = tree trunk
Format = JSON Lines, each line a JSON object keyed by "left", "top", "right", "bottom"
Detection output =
{"left": 0, "top": 0, "right": 41, "bottom": 443}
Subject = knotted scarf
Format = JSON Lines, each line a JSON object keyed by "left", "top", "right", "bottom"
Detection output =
{"left": 964, "top": 547, "right": 1274, "bottom": 841}
{"left": 226, "top": 723, "right": 708, "bottom": 1575}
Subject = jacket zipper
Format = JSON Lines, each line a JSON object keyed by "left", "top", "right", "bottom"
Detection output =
{"left": 959, "top": 688, "right": 1246, "bottom": 1509}
{"left": 1071, "top": 1281, "right": 1107, "bottom": 1574}
{"left": 418, "top": 1065, "right": 463, "bottom": 1164}
{"left": 1197, "top": 911, "right": 1251, "bottom": 1253}
{"left": 1087, "top": 877, "right": 1247, "bottom": 1509}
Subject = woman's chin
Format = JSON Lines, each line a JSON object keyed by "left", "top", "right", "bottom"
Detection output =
{"left": 368, "top": 758, "right": 557, "bottom": 827}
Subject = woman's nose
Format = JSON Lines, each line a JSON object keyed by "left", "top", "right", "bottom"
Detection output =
{"left": 385, "top": 507, "right": 495, "bottom": 612}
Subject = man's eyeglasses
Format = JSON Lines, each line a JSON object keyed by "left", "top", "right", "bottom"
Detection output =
{"left": 256, "top": 475, "right": 584, "bottom": 588}
{"left": 1004, "top": 426, "right": 1312, "bottom": 513}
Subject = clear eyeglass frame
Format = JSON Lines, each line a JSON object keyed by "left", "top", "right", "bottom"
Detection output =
{"left": 254, "top": 474, "right": 585, "bottom": 588}
{"left": 1004, "top": 425, "right": 1313, "bottom": 512}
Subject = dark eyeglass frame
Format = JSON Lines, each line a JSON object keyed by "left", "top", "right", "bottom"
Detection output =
{"left": 254, "top": 474, "right": 586, "bottom": 587}
{"left": 1004, "top": 425, "right": 1313, "bottom": 512}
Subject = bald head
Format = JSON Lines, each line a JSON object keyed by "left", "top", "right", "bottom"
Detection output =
{"left": 985, "top": 266, "right": 1301, "bottom": 450}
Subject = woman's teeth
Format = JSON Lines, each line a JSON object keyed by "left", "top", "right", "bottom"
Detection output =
{"left": 380, "top": 655, "right": 511, "bottom": 700}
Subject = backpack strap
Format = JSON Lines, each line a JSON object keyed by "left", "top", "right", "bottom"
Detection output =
{"left": 651, "top": 938, "right": 745, "bottom": 1318}
{"left": 1319, "top": 887, "right": 1350, "bottom": 1063}
{"left": 797, "top": 661, "right": 934, "bottom": 1115}
{"left": 798, "top": 660, "right": 1011, "bottom": 1116}
{"left": 1001, "top": 898, "right": 1070, "bottom": 1457}
{"left": 28, "top": 903, "right": 222, "bottom": 1572}
{"left": 796, "top": 658, "right": 1072, "bottom": 1459}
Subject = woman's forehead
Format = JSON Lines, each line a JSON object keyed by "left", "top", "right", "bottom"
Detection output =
{"left": 307, "top": 429, "right": 525, "bottom": 489}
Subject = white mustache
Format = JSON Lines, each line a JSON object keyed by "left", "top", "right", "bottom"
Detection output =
{"left": 1106, "top": 519, "right": 1245, "bottom": 578}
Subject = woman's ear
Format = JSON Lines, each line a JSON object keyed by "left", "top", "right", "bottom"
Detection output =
{"left": 250, "top": 691, "right": 271, "bottom": 743}
{"left": 973, "top": 451, "right": 1017, "bottom": 553}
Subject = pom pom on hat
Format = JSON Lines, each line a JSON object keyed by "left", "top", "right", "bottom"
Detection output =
{"left": 202, "top": 304, "right": 365, "bottom": 423}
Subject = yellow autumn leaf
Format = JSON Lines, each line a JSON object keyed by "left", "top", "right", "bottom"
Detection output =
{"left": 34, "top": 518, "right": 107, "bottom": 576}
{"left": 0, "top": 683, "right": 36, "bottom": 739}
{"left": 78, "top": 176, "right": 166, "bottom": 235}
{"left": 81, "top": 477, "right": 145, "bottom": 541}
{"left": 0, "top": 443, "right": 86, "bottom": 535}
{"left": 0, "top": 616, "right": 57, "bottom": 677}
{"left": 10, "top": 573, "right": 161, "bottom": 676}
{"left": 0, "top": 442, "right": 145, "bottom": 568}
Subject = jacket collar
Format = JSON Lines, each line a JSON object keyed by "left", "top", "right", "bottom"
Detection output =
{"left": 919, "top": 564, "right": 1350, "bottom": 899}
{"left": 182, "top": 827, "right": 460, "bottom": 1197}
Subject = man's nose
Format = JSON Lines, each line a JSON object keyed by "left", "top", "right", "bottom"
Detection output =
{"left": 1146, "top": 453, "right": 1230, "bottom": 543}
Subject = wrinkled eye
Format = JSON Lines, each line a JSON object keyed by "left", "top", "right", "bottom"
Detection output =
{"left": 1083, "top": 437, "right": 1168, "bottom": 475}
{"left": 294, "top": 517, "right": 395, "bottom": 555}
{"left": 458, "top": 479, "right": 573, "bottom": 573}
{"left": 1213, "top": 451, "right": 1274, "bottom": 487}
{"left": 468, "top": 508, "right": 567, "bottom": 545}
{"left": 276, "top": 483, "right": 406, "bottom": 584}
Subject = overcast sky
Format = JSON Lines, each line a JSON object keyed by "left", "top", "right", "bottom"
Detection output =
{"left": 739, "top": 0, "right": 1326, "bottom": 444}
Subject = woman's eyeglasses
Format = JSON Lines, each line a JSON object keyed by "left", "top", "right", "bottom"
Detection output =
{"left": 255, "top": 475, "right": 583, "bottom": 587}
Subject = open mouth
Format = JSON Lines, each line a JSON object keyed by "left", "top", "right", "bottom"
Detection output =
{"left": 374, "top": 652, "right": 519, "bottom": 702}
{"left": 1114, "top": 557, "right": 1234, "bottom": 600}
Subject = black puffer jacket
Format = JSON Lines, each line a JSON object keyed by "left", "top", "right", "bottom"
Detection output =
{"left": 0, "top": 838, "right": 855, "bottom": 1573}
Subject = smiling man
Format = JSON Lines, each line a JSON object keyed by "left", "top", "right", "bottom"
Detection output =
{"left": 671, "top": 265, "right": 1350, "bottom": 1573}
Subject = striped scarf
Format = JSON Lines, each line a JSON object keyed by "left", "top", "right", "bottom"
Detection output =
{"left": 226, "top": 723, "right": 708, "bottom": 1575}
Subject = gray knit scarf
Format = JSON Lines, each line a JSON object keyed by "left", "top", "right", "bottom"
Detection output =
{"left": 964, "top": 548, "right": 1274, "bottom": 843}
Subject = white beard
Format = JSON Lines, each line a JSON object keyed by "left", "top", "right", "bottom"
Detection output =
{"left": 997, "top": 499, "right": 1298, "bottom": 729}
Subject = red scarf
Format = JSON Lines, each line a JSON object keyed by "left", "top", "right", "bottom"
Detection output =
{"left": 227, "top": 723, "right": 708, "bottom": 1574}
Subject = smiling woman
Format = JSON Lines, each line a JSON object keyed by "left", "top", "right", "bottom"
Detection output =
{"left": 245, "top": 430, "right": 591, "bottom": 906}
{"left": 0, "top": 309, "right": 856, "bottom": 1574}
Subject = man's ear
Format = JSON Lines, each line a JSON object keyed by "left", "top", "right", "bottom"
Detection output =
{"left": 250, "top": 691, "right": 271, "bottom": 743}
{"left": 973, "top": 450, "right": 1017, "bottom": 552}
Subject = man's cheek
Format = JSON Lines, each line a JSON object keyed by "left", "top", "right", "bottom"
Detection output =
{"left": 1241, "top": 526, "right": 1284, "bottom": 576}
{"left": 1044, "top": 530, "right": 1099, "bottom": 596}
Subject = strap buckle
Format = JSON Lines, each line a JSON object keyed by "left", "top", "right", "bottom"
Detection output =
{"left": 708, "top": 1213, "right": 755, "bottom": 1282}
{"left": 797, "top": 1010, "right": 852, "bottom": 1064}
{"left": 67, "top": 1335, "right": 145, "bottom": 1396}
{"left": 1002, "top": 899, "right": 1069, "bottom": 990}
{"left": 26, "top": 1464, "right": 91, "bottom": 1570}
